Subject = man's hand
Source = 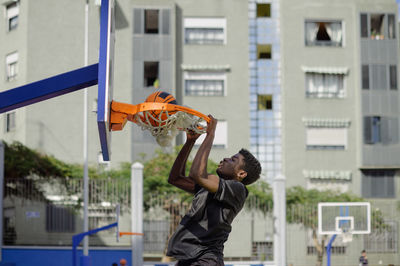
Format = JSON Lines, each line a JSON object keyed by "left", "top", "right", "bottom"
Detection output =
{"left": 186, "top": 130, "right": 201, "bottom": 142}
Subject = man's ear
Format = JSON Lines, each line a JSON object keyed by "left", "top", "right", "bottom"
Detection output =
{"left": 237, "top": 170, "right": 247, "bottom": 182}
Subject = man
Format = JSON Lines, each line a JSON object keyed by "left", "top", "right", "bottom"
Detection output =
{"left": 167, "top": 116, "right": 262, "bottom": 265}
{"left": 359, "top": 250, "right": 368, "bottom": 266}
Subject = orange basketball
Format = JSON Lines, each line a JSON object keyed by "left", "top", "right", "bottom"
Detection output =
{"left": 144, "top": 91, "right": 178, "bottom": 126}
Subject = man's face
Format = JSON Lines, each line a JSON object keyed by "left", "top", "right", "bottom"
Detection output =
{"left": 216, "top": 153, "right": 246, "bottom": 181}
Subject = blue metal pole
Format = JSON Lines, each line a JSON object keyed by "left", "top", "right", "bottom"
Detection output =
{"left": 72, "top": 222, "right": 118, "bottom": 266}
{"left": 0, "top": 64, "right": 98, "bottom": 114}
{"left": 326, "top": 234, "right": 337, "bottom": 266}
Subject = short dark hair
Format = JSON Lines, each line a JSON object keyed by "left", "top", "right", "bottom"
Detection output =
{"left": 239, "top": 148, "right": 261, "bottom": 185}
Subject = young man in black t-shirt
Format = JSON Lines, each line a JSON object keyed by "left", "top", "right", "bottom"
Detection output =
{"left": 166, "top": 115, "right": 262, "bottom": 265}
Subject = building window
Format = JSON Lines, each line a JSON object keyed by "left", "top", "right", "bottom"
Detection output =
{"left": 184, "top": 71, "right": 226, "bottom": 96}
{"left": 305, "top": 21, "right": 342, "bottom": 47}
{"left": 362, "top": 65, "right": 369, "bottom": 89}
{"left": 184, "top": 18, "right": 226, "bottom": 45}
{"left": 144, "top": 61, "right": 159, "bottom": 87}
{"left": 305, "top": 73, "right": 345, "bottom": 98}
{"left": 134, "top": 8, "right": 170, "bottom": 35}
{"left": 257, "top": 44, "right": 272, "bottom": 59}
{"left": 362, "top": 64, "right": 397, "bottom": 90}
{"left": 5, "top": 112, "right": 16, "bottom": 132}
{"left": 364, "top": 221, "right": 398, "bottom": 253}
{"left": 364, "top": 116, "right": 381, "bottom": 144}
{"left": 306, "top": 127, "right": 347, "bottom": 150}
{"left": 307, "top": 246, "right": 346, "bottom": 255}
{"left": 252, "top": 241, "right": 273, "bottom": 261}
{"left": 256, "top": 4, "right": 271, "bottom": 18}
{"left": 6, "top": 2, "right": 19, "bottom": 31}
{"left": 361, "top": 13, "right": 395, "bottom": 40}
{"left": 362, "top": 170, "right": 396, "bottom": 198}
{"left": 370, "top": 14, "right": 385, "bottom": 40}
{"left": 6, "top": 52, "right": 18, "bottom": 81}
{"left": 389, "top": 65, "right": 397, "bottom": 90}
{"left": 145, "top": 10, "right": 159, "bottom": 34}
{"left": 364, "top": 116, "right": 398, "bottom": 145}
{"left": 194, "top": 120, "right": 227, "bottom": 148}
{"left": 46, "top": 204, "right": 75, "bottom": 233}
{"left": 258, "top": 94, "right": 273, "bottom": 110}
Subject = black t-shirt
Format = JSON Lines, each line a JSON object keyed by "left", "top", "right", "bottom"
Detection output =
{"left": 166, "top": 178, "right": 248, "bottom": 260}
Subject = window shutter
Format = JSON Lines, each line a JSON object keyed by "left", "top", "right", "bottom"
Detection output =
{"left": 133, "top": 9, "right": 143, "bottom": 34}
{"left": 389, "top": 117, "right": 399, "bottom": 144}
{"left": 363, "top": 116, "right": 373, "bottom": 144}
{"left": 360, "top": 14, "right": 368, "bottom": 38}
{"left": 161, "top": 9, "right": 170, "bottom": 34}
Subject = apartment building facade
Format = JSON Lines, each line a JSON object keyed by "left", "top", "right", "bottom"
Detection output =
{"left": 281, "top": 0, "right": 399, "bottom": 263}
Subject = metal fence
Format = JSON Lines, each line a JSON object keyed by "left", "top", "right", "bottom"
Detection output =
{"left": 3, "top": 178, "right": 400, "bottom": 265}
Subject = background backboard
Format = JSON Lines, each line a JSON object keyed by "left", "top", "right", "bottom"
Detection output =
{"left": 318, "top": 202, "right": 371, "bottom": 235}
{"left": 98, "top": 0, "right": 115, "bottom": 161}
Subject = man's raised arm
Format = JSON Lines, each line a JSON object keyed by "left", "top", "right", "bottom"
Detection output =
{"left": 168, "top": 131, "right": 199, "bottom": 194}
{"left": 189, "top": 115, "right": 220, "bottom": 193}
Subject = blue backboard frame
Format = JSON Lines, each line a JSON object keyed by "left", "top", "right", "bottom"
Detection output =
{"left": 98, "top": 0, "right": 115, "bottom": 161}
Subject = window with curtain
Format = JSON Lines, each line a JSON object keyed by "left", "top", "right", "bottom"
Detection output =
{"left": 305, "top": 21, "right": 342, "bottom": 46}
{"left": 184, "top": 18, "right": 226, "bottom": 45}
{"left": 305, "top": 73, "right": 345, "bottom": 98}
{"left": 184, "top": 71, "right": 226, "bottom": 96}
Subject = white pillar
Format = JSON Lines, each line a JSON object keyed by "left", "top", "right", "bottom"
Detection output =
{"left": 131, "top": 162, "right": 143, "bottom": 266}
{"left": 273, "top": 175, "right": 286, "bottom": 266}
{"left": 0, "top": 141, "right": 4, "bottom": 262}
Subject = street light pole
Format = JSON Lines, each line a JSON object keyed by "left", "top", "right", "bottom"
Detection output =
{"left": 83, "top": 0, "right": 90, "bottom": 258}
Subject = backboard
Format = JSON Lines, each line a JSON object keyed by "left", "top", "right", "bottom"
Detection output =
{"left": 97, "top": 0, "right": 115, "bottom": 161}
{"left": 318, "top": 202, "right": 371, "bottom": 235}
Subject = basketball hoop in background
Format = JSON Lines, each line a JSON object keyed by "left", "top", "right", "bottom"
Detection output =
{"left": 110, "top": 91, "right": 210, "bottom": 146}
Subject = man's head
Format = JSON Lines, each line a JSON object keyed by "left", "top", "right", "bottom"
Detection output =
{"left": 361, "top": 250, "right": 366, "bottom": 256}
{"left": 216, "top": 148, "right": 261, "bottom": 185}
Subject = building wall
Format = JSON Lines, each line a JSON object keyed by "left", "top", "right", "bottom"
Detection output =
{"left": 177, "top": 0, "right": 250, "bottom": 162}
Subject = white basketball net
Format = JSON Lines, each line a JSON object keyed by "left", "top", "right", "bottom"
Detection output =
{"left": 341, "top": 229, "right": 353, "bottom": 243}
{"left": 134, "top": 109, "right": 207, "bottom": 147}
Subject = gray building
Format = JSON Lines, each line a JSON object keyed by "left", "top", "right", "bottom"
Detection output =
{"left": 281, "top": 0, "right": 399, "bottom": 198}
{"left": 0, "top": 0, "right": 249, "bottom": 167}
{"left": 281, "top": 0, "right": 399, "bottom": 264}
